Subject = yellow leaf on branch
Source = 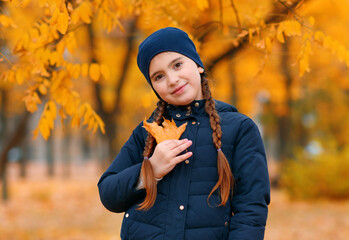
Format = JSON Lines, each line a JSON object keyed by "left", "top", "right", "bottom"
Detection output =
{"left": 314, "top": 31, "right": 325, "bottom": 42}
{"left": 80, "top": 103, "right": 105, "bottom": 134}
{"left": 57, "top": 12, "right": 69, "bottom": 34}
{"left": 33, "top": 100, "right": 57, "bottom": 140}
{"left": 66, "top": 32, "right": 77, "bottom": 54}
{"left": 276, "top": 29, "right": 285, "bottom": 43}
{"left": 81, "top": 63, "right": 89, "bottom": 76}
{"left": 89, "top": 63, "right": 100, "bottom": 81}
{"left": 0, "top": 14, "right": 16, "bottom": 28}
{"left": 265, "top": 37, "right": 272, "bottom": 53}
{"left": 308, "top": 16, "right": 315, "bottom": 26}
{"left": 23, "top": 91, "right": 42, "bottom": 113}
{"left": 15, "top": 69, "right": 26, "bottom": 85}
{"left": 79, "top": 2, "right": 93, "bottom": 24}
{"left": 38, "top": 84, "right": 48, "bottom": 95}
{"left": 100, "top": 64, "right": 110, "bottom": 80}
{"left": 196, "top": 0, "right": 209, "bottom": 11}
{"left": 50, "top": 8, "right": 60, "bottom": 25}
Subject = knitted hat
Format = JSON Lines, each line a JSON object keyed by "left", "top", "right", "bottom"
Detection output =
{"left": 137, "top": 27, "right": 205, "bottom": 90}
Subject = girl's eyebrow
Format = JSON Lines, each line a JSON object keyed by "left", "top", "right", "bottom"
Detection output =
{"left": 150, "top": 56, "right": 183, "bottom": 80}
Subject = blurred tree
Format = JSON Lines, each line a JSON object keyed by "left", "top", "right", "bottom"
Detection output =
{"left": 0, "top": 0, "right": 349, "bottom": 200}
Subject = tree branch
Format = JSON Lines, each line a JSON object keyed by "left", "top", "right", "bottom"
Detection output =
{"left": 230, "top": 0, "right": 242, "bottom": 32}
{"left": 206, "top": 0, "right": 305, "bottom": 72}
{"left": 115, "top": 18, "right": 138, "bottom": 113}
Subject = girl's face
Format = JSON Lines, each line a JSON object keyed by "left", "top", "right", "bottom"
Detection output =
{"left": 149, "top": 52, "right": 204, "bottom": 106}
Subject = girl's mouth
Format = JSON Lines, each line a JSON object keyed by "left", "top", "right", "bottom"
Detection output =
{"left": 172, "top": 84, "right": 187, "bottom": 95}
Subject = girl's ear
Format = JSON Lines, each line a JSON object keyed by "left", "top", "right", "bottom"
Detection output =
{"left": 198, "top": 67, "right": 204, "bottom": 74}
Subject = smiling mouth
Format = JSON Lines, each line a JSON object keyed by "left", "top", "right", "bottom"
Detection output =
{"left": 172, "top": 84, "right": 187, "bottom": 95}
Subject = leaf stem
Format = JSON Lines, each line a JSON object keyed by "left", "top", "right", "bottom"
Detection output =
{"left": 0, "top": 51, "right": 13, "bottom": 66}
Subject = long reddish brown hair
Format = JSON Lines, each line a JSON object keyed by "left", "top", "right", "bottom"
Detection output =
{"left": 138, "top": 75, "right": 234, "bottom": 210}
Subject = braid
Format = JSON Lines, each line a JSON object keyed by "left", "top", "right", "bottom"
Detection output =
{"left": 202, "top": 76, "right": 234, "bottom": 206}
{"left": 138, "top": 99, "right": 167, "bottom": 210}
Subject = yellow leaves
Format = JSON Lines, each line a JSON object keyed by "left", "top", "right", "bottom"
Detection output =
{"left": 33, "top": 101, "right": 57, "bottom": 140}
{"left": 314, "top": 31, "right": 325, "bottom": 42}
{"left": 79, "top": 103, "right": 105, "bottom": 134}
{"left": 57, "top": 12, "right": 69, "bottom": 34}
{"left": 97, "top": 6, "right": 124, "bottom": 33}
{"left": 79, "top": 2, "right": 93, "bottom": 24}
{"left": 15, "top": 69, "right": 28, "bottom": 85}
{"left": 282, "top": 20, "right": 302, "bottom": 37}
{"left": 89, "top": 63, "right": 100, "bottom": 81}
{"left": 266, "top": 20, "right": 303, "bottom": 47}
{"left": 265, "top": 37, "right": 272, "bottom": 53}
{"left": 100, "top": 64, "right": 110, "bottom": 80}
{"left": 308, "top": 16, "right": 315, "bottom": 26}
{"left": 0, "top": 14, "right": 17, "bottom": 28}
{"left": 46, "top": 70, "right": 105, "bottom": 136}
{"left": 66, "top": 32, "right": 77, "bottom": 54}
{"left": 38, "top": 84, "right": 48, "bottom": 95}
{"left": 143, "top": 118, "right": 187, "bottom": 143}
{"left": 71, "top": 2, "right": 93, "bottom": 24}
{"left": 298, "top": 39, "right": 313, "bottom": 76}
{"left": 88, "top": 63, "right": 109, "bottom": 81}
{"left": 51, "top": 8, "right": 69, "bottom": 34}
{"left": 23, "top": 90, "right": 42, "bottom": 113}
{"left": 66, "top": 63, "right": 81, "bottom": 79}
{"left": 196, "top": 0, "right": 209, "bottom": 11}
{"left": 313, "top": 30, "right": 349, "bottom": 68}
{"left": 275, "top": 20, "right": 302, "bottom": 44}
{"left": 49, "top": 51, "right": 63, "bottom": 67}
{"left": 276, "top": 31, "right": 285, "bottom": 44}
{"left": 81, "top": 63, "right": 89, "bottom": 77}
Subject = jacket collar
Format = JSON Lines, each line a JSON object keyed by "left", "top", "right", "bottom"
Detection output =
{"left": 165, "top": 99, "right": 207, "bottom": 120}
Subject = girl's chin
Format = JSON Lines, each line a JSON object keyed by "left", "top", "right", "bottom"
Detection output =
{"left": 168, "top": 97, "right": 194, "bottom": 106}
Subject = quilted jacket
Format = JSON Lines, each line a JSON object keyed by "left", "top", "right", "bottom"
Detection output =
{"left": 98, "top": 99, "right": 270, "bottom": 240}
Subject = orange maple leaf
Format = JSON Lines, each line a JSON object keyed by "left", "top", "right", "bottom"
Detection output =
{"left": 143, "top": 118, "right": 187, "bottom": 143}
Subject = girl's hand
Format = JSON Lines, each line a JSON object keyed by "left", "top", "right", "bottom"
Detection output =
{"left": 149, "top": 139, "right": 192, "bottom": 179}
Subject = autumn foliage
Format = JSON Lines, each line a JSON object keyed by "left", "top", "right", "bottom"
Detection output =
{"left": 1, "top": 0, "right": 349, "bottom": 201}
{"left": 143, "top": 118, "right": 187, "bottom": 143}
{"left": 0, "top": 0, "right": 347, "bottom": 139}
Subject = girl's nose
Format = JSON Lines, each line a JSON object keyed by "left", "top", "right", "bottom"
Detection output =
{"left": 167, "top": 73, "right": 179, "bottom": 86}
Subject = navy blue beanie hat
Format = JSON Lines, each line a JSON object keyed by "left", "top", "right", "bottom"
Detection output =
{"left": 137, "top": 27, "right": 205, "bottom": 89}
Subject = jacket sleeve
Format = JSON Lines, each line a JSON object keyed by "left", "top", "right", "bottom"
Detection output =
{"left": 97, "top": 123, "right": 146, "bottom": 213}
{"left": 228, "top": 118, "right": 270, "bottom": 240}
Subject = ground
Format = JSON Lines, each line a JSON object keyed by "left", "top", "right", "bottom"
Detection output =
{"left": 0, "top": 162, "right": 348, "bottom": 240}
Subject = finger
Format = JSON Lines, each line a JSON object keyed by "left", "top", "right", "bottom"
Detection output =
{"left": 157, "top": 139, "right": 189, "bottom": 151}
{"left": 161, "top": 139, "right": 189, "bottom": 150}
{"left": 171, "top": 140, "right": 192, "bottom": 156}
{"left": 172, "top": 151, "right": 192, "bottom": 165}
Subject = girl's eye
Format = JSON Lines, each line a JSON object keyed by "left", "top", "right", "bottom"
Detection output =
{"left": 154, "top": 74, "right": 164, "bottom": 81}
{"left": 174, "top": 62, "right": 182, "bottom": 69}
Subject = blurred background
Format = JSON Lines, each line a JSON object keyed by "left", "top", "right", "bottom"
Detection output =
{"left": 1, "top": 0, "right": 349, "bottom": 239}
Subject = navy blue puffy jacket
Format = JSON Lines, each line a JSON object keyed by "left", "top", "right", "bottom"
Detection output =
{"left": 98, "top": 99, "right": 270, "bottom": 240}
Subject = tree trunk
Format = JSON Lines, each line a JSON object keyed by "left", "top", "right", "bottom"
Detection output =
{"left": 277, "top": 40, "right": 293, "bottom": 161}
{"left": 229, "top": 60, "right": 238, "bottom": 107}
{"left": 62, "top": 122, "right": 71, "bottom": 178}
{"left": 46, "top": 131, "right": 55, "bottom": 177}
{"left": 19, "top": 135, "right": 28, "bottom": 178}
{"left": 0, "top": 112, "right": 30, "bottom": 201}
{"left": 87, "top": 18, "right": 138, "bottom": 166}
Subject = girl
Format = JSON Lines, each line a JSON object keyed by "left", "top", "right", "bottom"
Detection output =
{"left": 98, "top": 27, "right": 270, "bottom": 240}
